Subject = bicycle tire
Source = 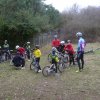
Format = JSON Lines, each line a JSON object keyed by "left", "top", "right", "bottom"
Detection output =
{"left": 63, "top": 54, "right": 69, "bottom": 63}
{"left": 30, "top": 62, "right": 39, "bottom": 73}
{"left": 42, "top": 66, "right": 50, "bottom": 77}
{"left": 58, "top": 62, "right": 65, "bottom": 73}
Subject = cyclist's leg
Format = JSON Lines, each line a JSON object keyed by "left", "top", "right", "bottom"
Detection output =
{"left": 54, "top": 62, "right": 58, "bottom": 73}
{"left": 27, "top": 50, "right": 30, "bottom": 59}
{"left": 36, "top": 57, "right": 41, "bottom": 70}
{"left": 21, "top": 59, "right": 25, "bottom": 67}
{"left": 80, "top": 52, "right": 84, "bottom": 69}
{"left": 5, "top": 52, "right": 8, "bottom": 61}
{"left": 0, "top": 54, "right": 2, "bottom": 63}
{"left": 72, "top": 54, "right": 75, "bottom": 65}
{"left": 77, "top": 52, "right": 82, "bottom": 71}
{"left": 69, "top": 53, "right": 72, "bottom": 66}
{"left": 7, "top": 51, "right": 11, "bottom": 59}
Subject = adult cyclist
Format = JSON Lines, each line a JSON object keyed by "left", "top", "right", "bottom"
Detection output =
{"left": 76, "top": 32, "right": 86, "bottom": 72}
{"left": 51, "top": 35, "right": 60, "bottom": 51}
{"left": 3, "top": 40, "right": 11, "bottom": 60}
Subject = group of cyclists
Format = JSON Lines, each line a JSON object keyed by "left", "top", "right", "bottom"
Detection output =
{"left": 50, "top": 32, "right": 86, "bottom": 73}
{"left": 0, "top": 31, "right": 86, "bottom": 73}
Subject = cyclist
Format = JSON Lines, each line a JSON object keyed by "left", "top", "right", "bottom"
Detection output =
{"left": 0, "top": 46, "right": 2, "bottom": 63}
{"left": 12, "top": 51, "right": 25, "bottom": 69}
{"left": 51, "top": 35, "right": 60, "bottom": 51}
{"left": 3, "top": 40, "right": 11, "bottom": 60}
{"left": 25, "top": 42, "right": 31, "bottom": 61}
{"left": 76, "top": 32, "right": 86, "bottom": 72}
{"left": 58, "top": 41, "right": 65, "bottom": 54}
{"left": 33, "top": 45, "right": 42, "bottom": 72}
{"left": 49, "top": 47, "right": 59, "bottom": 73}
{"left": 64, "top": 40, "right": 75, "bottom": 66}
{"left": 16, "top": 45, "right": 25, "bottom": 57}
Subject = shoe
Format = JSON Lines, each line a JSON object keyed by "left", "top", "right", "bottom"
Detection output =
{"left": 76, "top": 70, "right": 79, "bottom": 73}
{"left": 38, "top": 70, "right": 42, "bottom": 72}
{"left": 21, "top": 67, "right": 25, "bottom": 69}
{"left": 28, "top": 60, "right": 30, "bottom": 61}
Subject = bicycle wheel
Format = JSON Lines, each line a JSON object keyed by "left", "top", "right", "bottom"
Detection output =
{"left": 58, "top": 62, "right": 65, "bottom": 73}
{"left": 42, "top": 66, "right": 50, "bottom": 77}
{"left": 30, "top": 62, "right": 39, "bottom": 73}
{"left": 63, "top": 54, "right": 69, "bottom": 63}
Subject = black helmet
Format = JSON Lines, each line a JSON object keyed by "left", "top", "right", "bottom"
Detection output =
{"left": 35, "top": 45, "right": 40, "bottom": 49}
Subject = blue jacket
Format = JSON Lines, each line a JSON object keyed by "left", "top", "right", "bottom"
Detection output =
{"left": 12, "top": 55, "right": 24, "bottom": 66}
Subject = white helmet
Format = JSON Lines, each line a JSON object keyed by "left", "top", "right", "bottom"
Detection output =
{"left": 16, "top": 45, "right": 19, "bottom": 49}
{"left": 60, "top": 41, "right": 65, "bottom": 44}
{"left": 27, "top": 41, "right": 30, "bottom": 44}
{"left": 52, "top": 47, "right": 57, "bottom": 51}
{"left": 67, "top": 40, "right": 71, "bottom": 43}
{"left": 76, "top": 32, "right": 82, "bottom": 37}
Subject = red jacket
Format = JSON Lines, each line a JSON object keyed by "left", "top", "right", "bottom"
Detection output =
{"left": 64, "top": 43, "right": 75, "bottom": 54}
{"left": 18, "top": 47, "right": 25, "bottom": 55}
{"left": 52, "top": 39, "right": 60, "bottom": 47}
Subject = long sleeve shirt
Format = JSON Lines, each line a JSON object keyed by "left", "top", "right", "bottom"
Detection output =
{"left": 77, "top": 37, "right": 86, "bottom": 52}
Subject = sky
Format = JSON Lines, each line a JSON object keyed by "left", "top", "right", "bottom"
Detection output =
{"left": 44, "top": 0, "right": 100, "bottom": 12}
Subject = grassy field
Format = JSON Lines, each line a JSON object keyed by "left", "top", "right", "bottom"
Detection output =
{"left": 0, "top": 43, "right": 100, "bottom": 100}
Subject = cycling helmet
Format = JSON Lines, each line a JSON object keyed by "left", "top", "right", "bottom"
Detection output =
{"left": 67, "top": 40, "right": 71, "bottom": 43}
{"left": 60, "top": 41, "right": 65, "bottom": 44}
{"left": 76, "top": 32, "right": 82, "bottom": 37}
{"left": 52, "top": 47, "right": 57, "bottom": 51}
{"left": 35, "top": 45, "right": 40, "bottom": 49}
{"left": 27, "top": 41, "right": 30, "bottom": 44}
{"left": 54, "top": 34, "right": 57, "bottom": 38}
{"left": 4, "top": 40, "right": 7, "bottom": 43}
{"left": 16, "top": 45, "right": 19, "bottom": 49}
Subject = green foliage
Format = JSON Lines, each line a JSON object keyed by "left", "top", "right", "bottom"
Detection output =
{"left": 0, "top": 0, "right": 61, "bottom": 47}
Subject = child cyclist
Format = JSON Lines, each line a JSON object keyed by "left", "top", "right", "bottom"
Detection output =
{"left": 33, "top": 45, "right": 42, "bottom": 72}
{"left": 49, "top": 47, "right": 59, "bottom": 73}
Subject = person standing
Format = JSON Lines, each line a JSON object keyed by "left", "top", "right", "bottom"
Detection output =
{"left": 51, "top": 35, "right": 60, "bottom": 51}
{"left": 26, "top": 42, "right": 31, "bottom": 61}
{"left": 3, "top": 40, "right": 11, "bottom": 60}
{"left": 33, "top": 45, "right": 42, "bottom": 72}
{"left": 76, "top": 32, "right": 86, "bottom": 72}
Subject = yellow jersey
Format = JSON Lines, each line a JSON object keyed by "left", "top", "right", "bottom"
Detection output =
{"left": 33, "top": 49, "right": 41, "bottom": 58}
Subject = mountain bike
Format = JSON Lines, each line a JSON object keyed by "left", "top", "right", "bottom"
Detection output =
{"left": 42, "top": 61, "right": 65, "bottom": 77}
{"left": 48, "top": 51, "right": 69, "bottom": 65}
{"left": 30, "top": 56, "right": 39, "bottom": 73}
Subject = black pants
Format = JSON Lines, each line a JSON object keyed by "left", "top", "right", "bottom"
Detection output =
{"left": 77, "top": 51, "right": 84, "bottom": 70}
{"left": 68, "top": 53, "right": 75, "bottom": 66}
{"left": 52, "top": 59, "right": 58, "bottom": 73}
{"left": 4, "top": 51, "right": 11, "bottom": 60}
{"left": 0, "top": 54, "right": 2, "bottom": 63}
{"left": 35, "top": 57, "right": 41, "bottom": 70}
{"left": 26, "top": 50, "right": 30, "bottom": 59}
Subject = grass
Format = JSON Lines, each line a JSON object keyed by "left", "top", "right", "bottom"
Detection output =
{"left": 0, "top": 42, "right": 100, "bottom": 100}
